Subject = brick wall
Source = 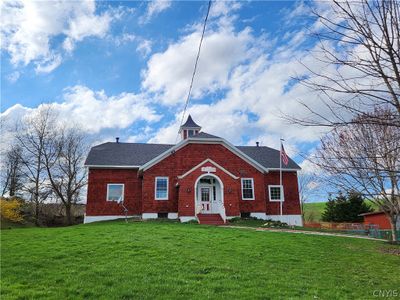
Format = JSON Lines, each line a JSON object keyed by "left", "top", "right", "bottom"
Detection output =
{"left": 86, "top": 143, "right": 301, "bottom": 217}
{"left": 143, "top": 143, "right": 299, "bottom": 216}
{"left": 264, "top": 171, "right": 301, "bottom": 215}
{"left": 86, "top": 168, "right": 142, "bottom": 216}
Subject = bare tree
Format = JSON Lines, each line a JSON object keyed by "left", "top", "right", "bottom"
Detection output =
{"left": 311, "top": 108, "right": 399, "bottom": 242}
{"left": 43, "top": 127, "right": 87, "bottom": 225}
{"left": 1, "top": 144, "right": 24, "bottom": 197}
{"left": 298, "top": 172, "right": 318, "bottom": 223}
{"left": 282, "top": 0, "right": 400, "bottom": 240}
{"left": 16, "top": 106, "right": 55, "bottom": 225}
{"left": 288, "top": 0, "right": 400, "bottom": 127}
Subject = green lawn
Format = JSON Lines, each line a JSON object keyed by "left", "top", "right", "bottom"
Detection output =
{"left": 1, "top": 220, "right": 399, "bottom": 299}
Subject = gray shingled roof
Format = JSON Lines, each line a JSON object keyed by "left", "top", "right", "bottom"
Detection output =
{"left": 85, "top": 138, "right": 300, "bottom": 170}
{"left": 181, "top": 115, "right": 201, "bottom": 128}
{"left": 237, "top": 146, "right": 300, "bottom": 170}
{"left": 191, "top": 132, "right": 220, "bottom": 139}
{"left": 85, "top": 142, "right": 173, "bottom": 166}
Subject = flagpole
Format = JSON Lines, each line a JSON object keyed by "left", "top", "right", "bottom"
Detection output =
{"left": 279, "top": 138, "right": 284, "bottom": 219}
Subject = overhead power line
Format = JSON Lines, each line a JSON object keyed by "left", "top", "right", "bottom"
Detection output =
{"left": 175, "top": 0, "right": 212, "bottom": 143}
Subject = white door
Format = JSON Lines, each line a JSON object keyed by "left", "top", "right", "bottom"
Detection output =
{"left": 199, "top": 186, "right": 212, "bottom": 213}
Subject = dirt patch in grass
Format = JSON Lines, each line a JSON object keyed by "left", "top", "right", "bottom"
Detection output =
{"left": 379, "top": 247, "right": 400, "bottom": 256}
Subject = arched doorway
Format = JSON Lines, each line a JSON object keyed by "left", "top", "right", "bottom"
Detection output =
{"left": 194, "top": 174, "right": 224, "bottom": 214}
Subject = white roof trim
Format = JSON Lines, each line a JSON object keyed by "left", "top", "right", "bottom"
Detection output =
{"left": 268, "top": 168, "right": 300, "bottom": 172}
{"left": 139, "top": 137, "right": 267, "bottom": 173}
{"left": 179, "top": 126, "right": 201, "bottom": 132}
{"left": 178, "top": 158, "right": 239, "bottom": 180}
{"left": 86, "top": 165, "right": 140, "bottom": 169}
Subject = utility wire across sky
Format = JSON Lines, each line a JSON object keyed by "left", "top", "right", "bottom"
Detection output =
{"left": 175, "top": 0, "right": 212, "bottom": 143}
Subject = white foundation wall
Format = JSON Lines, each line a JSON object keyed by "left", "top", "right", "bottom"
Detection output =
{"left": 180, "top": 216, "right": 197, "bottom": 222}
{"left": 168, "top": 213, "right": 178, "bottom": 219}
{"left": 84, "top": 215, "right": 136, "bottom": 224}
{"left": 142, "top": 213, "right": 178, "bottom": 219}
{"left": 142, "top": 213, "right": 158, "bottom": 219}
{"left": 250, "top": 213, "right": 303, "bottom": 226}
{"left": 84, "top": 213, "right": 178, "bottom": 223}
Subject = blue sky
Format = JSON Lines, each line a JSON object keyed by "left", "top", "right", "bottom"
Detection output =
{"left": 1, "top": 0, "right": 332, "bottom": 199}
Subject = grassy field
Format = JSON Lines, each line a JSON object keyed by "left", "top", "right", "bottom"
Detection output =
{"left": 303, "top": 202, "right": 326, "bottom": 222}
{"left": 1, "top": 220, "right": 399, "bottom": 299}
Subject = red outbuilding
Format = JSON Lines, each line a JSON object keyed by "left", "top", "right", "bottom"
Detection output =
{"left": 360, "top": 211, "right": 399, "bottom": 230}
{"left": 84, "top": 115, "right": 303, "bottom": 225}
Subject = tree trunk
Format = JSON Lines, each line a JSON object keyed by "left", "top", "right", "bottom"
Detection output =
{"left": 34, "top": 200, "right": 40, "bottom": 226}
{"left": 389, "top": 215, "right": 398, "bottom": 243}
{"left": 65, "top": 203, "right": 72, "bottom": 226}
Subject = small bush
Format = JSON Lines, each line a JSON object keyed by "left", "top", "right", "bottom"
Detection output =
{"left": 228, "top": 217, "right": 242, "bottom": 223}
{"left": 0, "top": 197, "right": 24, "bottom": 223}
{"left": 261, "top": 219, "right": 289, "bottom": 228}
{"left": 306, "top": 211, "right": 316, "bottom": 223}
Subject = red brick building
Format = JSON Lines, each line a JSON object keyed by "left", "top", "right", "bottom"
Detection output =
{"left": 84, "top": 115, "right": 302, "bottom": 225}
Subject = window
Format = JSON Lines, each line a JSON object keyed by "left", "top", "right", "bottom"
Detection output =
{"left": 241, "top": 212, "right": 251, "bottom": 218}
{"left": 201, "top": 187, "right": 210, "bottom": 202}
{"left": 107, "top": 184, "right": 124, "bottom": 202}
{"left": 158, "top": 213, "right": 168, "bottom": 219}
{"left": 241, "top": 178, "right": 254, "bottom": 200}
{"left": 213, "top": 186, "right": 216, "bottom": 202}
{"left": 188, "top": 130, "right": 195, "bottom": 137}
{"left": 155, "top": 177, "right": 169, "bottom": 200}
{"left": 200, "top": 178, "right": 213, "bottom": 184}
{"left": 269, "top": 185, "right": 284, "bottom": 201}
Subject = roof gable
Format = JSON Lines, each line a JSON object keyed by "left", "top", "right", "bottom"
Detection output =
{"left": 139, "top": 136, "right": 267, "bottom": 173}
{"left": 178, "top": 158, "right": 239, "bottom": 179}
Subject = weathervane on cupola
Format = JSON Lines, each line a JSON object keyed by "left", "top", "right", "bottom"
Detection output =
{"left": 179, "top": 114, "right": 201, "bottom": 140}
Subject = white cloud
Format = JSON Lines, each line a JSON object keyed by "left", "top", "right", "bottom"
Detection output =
{"left": 142, "top": 23, "right": 262, "bottom": 105}
{"left": 1, "top": 85, "right": 161, "bottom": 135}
{"left": 136, "top": 39, "right": 152, "bottom": 57}
{"left": 139, "top": 0, "right": 172, "bottom": 24}
{"left": 144, "top": 4, "right": 341, "bottom": 152}
{"left": 209, "top": 1, "right": 242, "bottom": 18}
{"left": 0, "top": 0, "right": 113, "bottom": 73}
{"left": 114, "top": 33, "right": 136, "bottom": 47}
{"left": 6, "top": 71, "right": 20, "bottom": 83}
{"left": 35, "top": 54, "right": 62, "bottom": 74}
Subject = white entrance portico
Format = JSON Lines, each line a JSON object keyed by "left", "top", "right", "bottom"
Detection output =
{"left": 194, "top": 174, "right": 224, "bottom": 217}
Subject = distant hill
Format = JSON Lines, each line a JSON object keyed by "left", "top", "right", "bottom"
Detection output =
{"left": 303, "top": 202, "right": 326, "bottom": 223}
{"left": 303, "top": 200, "right": 378, "bottom": 223}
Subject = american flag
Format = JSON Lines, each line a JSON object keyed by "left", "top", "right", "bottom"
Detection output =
{"left": 281, "top": 143, "right": 289, "bottom": 166}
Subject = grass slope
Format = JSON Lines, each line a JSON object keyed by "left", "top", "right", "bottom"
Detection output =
{"left": 303, "top": 202, "right": 326, "bottom": 222}
{"left": 1, "top": 220, "right": 399, "bottom": 299}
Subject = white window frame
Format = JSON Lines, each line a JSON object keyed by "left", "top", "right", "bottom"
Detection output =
{"left": 106, "top": 184, "right": 124, "bottom": 202}
{"left": 241, "top": 178, "right": 255, "bottom": 200}
{"left": 268, "top": 185, "right": 284, "bottom": 202}
{"left": 155, "top": 177, "right": 169, "bottom": 200}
